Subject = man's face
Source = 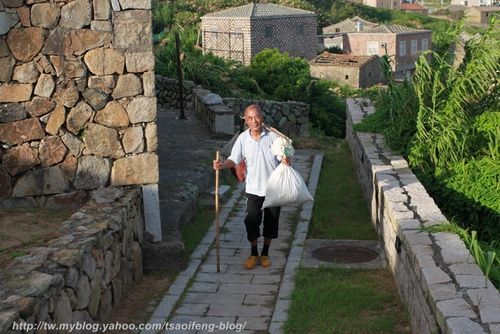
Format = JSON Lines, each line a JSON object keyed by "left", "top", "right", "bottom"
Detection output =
{"left": 245, "top": 107, "right": 263, "bottom": 133}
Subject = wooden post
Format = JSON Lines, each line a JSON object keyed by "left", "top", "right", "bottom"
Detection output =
{"left": 175, "top": 32, "right": 186, "bottom": 120}
{"left": 215, "top": 151, "right": 221, "bottom": 273}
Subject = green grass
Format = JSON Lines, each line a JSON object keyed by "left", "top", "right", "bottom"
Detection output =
{"left": 180, "top": 204, "right": 214, "bottom": 262}
{"left": 309, "top": 138, "right": 377, "bottom": 240}
{"left": 285, "top": 268, "right": 410, "bottom": 334}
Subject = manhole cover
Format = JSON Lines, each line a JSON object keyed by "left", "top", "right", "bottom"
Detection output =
{"left": 311, "top": 245, "right": 379, "bottom": 263}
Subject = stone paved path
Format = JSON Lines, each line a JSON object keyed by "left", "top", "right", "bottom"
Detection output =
{"left": 142, "top": 150, "right": 323, "bottom": 334}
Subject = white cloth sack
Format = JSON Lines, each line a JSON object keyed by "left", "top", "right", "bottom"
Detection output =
{"left": 262, "top": 164, "right": 313, "bottom": 208}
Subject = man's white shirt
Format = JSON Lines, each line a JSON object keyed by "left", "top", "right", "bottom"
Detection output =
{"left": 228, "top": 128, "right": 280, "bottom": 197}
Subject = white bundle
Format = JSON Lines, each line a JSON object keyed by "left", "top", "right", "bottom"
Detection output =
{"left": 271, "top": 136, "right": 294, "bottom": 157}
{"left": 263, "top": 164, "right": 314, "bottom": 208}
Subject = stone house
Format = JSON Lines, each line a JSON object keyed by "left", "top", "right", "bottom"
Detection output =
{"left": 200, "top": 2, "right": 317, "bottom": 65}
{"left": 363, "top": 0, "right": 401, "bottom": 9}
{"left": 343, "top": 24, "right": 432, "bottom": 80}
{"left": 322, "top": 16, "right": 378, "bottom": 50}
{"left": 451, "top": 0, "right": 493, "bottom": 6}
{"left": 465, "top": 6, "right": 500, "bottom": 24}
{"left": 310, "top": 52, "right": 386, "bottom": 88}
{"left": 400, "top": 2, "right": 429, "bottom": 15}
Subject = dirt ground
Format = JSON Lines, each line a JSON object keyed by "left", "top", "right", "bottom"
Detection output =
{"left": 0, "top": 208, "right": 73, "bottom": 269}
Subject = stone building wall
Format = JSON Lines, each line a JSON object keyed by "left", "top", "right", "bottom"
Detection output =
{"left": 0, "top": 0, "right": 158, "bottom": 199}
{"left": 0, "top": 187, "right": 144, "bottom": 332}
{"left": 346, "top": 98, "right": 500, "bottom": 334}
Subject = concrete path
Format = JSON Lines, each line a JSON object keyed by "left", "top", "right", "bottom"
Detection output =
{"left": 143, "top": 150, "right": 323, "bottom": 334}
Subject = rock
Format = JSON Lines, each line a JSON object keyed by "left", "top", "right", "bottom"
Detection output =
{"left": 0, "top": 167, "right": 12, "bottom": 197}
{"left": 3, "top": 144, "right": 39, "bottom": 175}
{"left": 65, "top": 288, "right": 78, "bottom": 310}
{"left": 0, "top": 56, "right": 16, "bottom": 82}
{"left": 95, "top": 101, "right": 129, "bottom": 128}
{"left": 36, "top": 55, "right": 55, "bottom": 75}
{"left": 74, "top": 155, "right": 111, "bottom": 190}
{"left": 111, "top": 153, "right": 159, "bottom": 185}
{"left": 88, "top": 270, "right": 102, "bottom": 318}
{"left": 72, "top": 310, "right": 93, "bottom": 325}
{"left": 7, "top": 27, "right": 46, "bottom": 62}
{"left": 0, "top": 103, "right": 27, "bottom": 123}
{"left": 2, "top": 0, "right": 23, "bottom": 7}
{"left": 60, "top": 0, "right": 92, "bottom": 29}
{"left": 112, "top": 278, "right": 122, "bottom": 305}
{"left": 25, "top": 96, "right": 56, "bottom": 117}
{"left": 143, "top": 71, "right": 155, "bottom": 97}
{"left": 39, "top": 136, "right": 67, "bottom": 167}
{"left": 83, "top": 88, "right": 109, "bottom": 111}
{"left": 64, "top": 30, "right": 112, "bottom": 56}
{"left": 91, "top": 20, "right": 112, "bottom": 32}
{"left": 53, "top": 81, "right": 80, "bottom": 108}
{"left": 145, "top": 123, "right": 157, "bottom": 152}
{"left": 93, "top": 0, "right": 111, "bottom": 20}
{"left": 119, "top": 0, "right": 150, "bottom": 9}
{"left": 45, "top": 103, "right": 66, "bottom": 135}
{"left": 0, "top": 118, "right": 44, "bottom": 145}
{"left": 125, "top": 51, "right": 154, "bottom": 73}
{"left": 51, "top": 56, "right": 86, "bottom": 79}
{"left": 60, "top": 154, "right": 77, "bottom": 181}
{"left": 84, "top": 47, "right": 124, "bottom": 76}
{"left": 34, "top": 73, "right": 55, "bottom": 98}
{"left": 122, "top": 126, "right": 143, "bottom": 154}
{"left": 17, "top": 7, "right": 30, "bottom": 27}
{"left": 54, "top": 291, "right": 72, "bottom": 325}
{"left": 83, "top": 123, "right": 124, "bottom": 158}
{"left": 76, "top": 275, "right": 91, "bottom": 309}
{"left": 130, "top": 242, "right": 143, "bottom": 282}
{"left": 0, "top": 84, "right": 33, "bottom": 102}
{"left": 0, "top": 40, "right": 9, "bottom": 57}
{"left": 112, "top": 74, "right": 142, "bottom": 99}
{"left": 13, "top": 166, "right": 70, "bottom": 196}
{"left": 61, "top": 133, "right": 84, "bottom": 157}
{"left": 13, "top": 61, "right": 40, "bottom": 83}
{"left": 44, "top": 189, "right": 87, "bottom": 209}
{"left": 76, "top": 78, "right": 87, "bottom": 92}
{"left": 31, "top": 3, "right": 60, "bottom": 29}
{"left": 0, "top": 12, "right": 19, "bottom": 36}
{"left": 53, "top": 249, "right": 80, "bottom": 267}
{"left": 0, "top": 311, "right": 17, "bottom": 334}
{"left": 88, "top": 75, "right": 115, "bottom": 94}
{"left": 126, "top": 96, "right": 156, "bottom": 123}
{"left": 42, "top": 27, "right": 65, "bottom": 55}
{"left": 66, "top": 101, "right": 93, "bottom": 135}
{"left": 113, "top": 10, "right": 152, "bottom": 52}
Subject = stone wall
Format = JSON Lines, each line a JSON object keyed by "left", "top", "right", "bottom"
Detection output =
{"left": 155, "top": 76, "right": 195, "bottom": 109}
{"left": 0, "top": 0, "right": 159, "bottom": 199}
{"left": 346, "top": 98, "right": 500, "bottom": 334}
{"left": 0, "top": 187, "right": 144, "bottom": 332}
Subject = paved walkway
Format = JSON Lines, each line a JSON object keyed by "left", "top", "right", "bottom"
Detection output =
{"left": 143, "top": 150, "right": 323, "bottom": 334}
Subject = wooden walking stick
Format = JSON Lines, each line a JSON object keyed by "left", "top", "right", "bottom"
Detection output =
{"left": 215, "top": 151, "right": 221, "bottom": 273}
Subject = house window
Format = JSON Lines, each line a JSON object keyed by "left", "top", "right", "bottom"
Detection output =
{"left": 422, "top": 38, "right": 429, "bottom": 50}
{"left": 367, "top": 41, "right": 379, "bottom": 55}
{"left": 265, "top": 26, "right": 273, "bottom": 38}
{"left": 411, "top": 40, "right": 418, "bottom": 54}
{"left": 345, "top": 75, "right": 349, "bottom": 80}
{"left": 368, "top": 71, "right": 372, "bottom": 78}
{"left": 399, "top": 41, "right": 407, "bottom": 56}
{"left": 335, "top": 28, "right": 340, "bottom": 32}
{"left": 296, "top": 24, "right": 304, "bottom": 35}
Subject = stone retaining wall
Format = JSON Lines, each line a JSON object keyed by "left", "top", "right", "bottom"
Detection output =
{"left": 155, "top": 76, "right": 195, "bottom": 109}
{"left": 0, "top": 0, "right": 159, "bottom": 199}
{"left": 0, "top": 187, "right": 143, "bottom": 333}
{"left": 191, "top": 86, "right": 310, "bottom": 137}
{"left": 346, "top": 98, "right": 500, "bottom": 334}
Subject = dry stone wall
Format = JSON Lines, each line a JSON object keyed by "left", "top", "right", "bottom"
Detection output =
{"left": 0, "top": 0, "right": 158, "bottom": 199}
{"left": 346, "top": 98, "right": 500, "bottom": 334}
{"left": 0, "top": 187, "right": 143, "bottom": 332}
{"left": 155, "top": 75, "right": 195, "bottom": 109}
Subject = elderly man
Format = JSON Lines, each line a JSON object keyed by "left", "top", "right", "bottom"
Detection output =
{"left": 213, "top": 104, "right": 289, "bottom": 269}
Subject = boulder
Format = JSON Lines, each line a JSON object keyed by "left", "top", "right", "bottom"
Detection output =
{"left": 13, "top": 62, "right": 40, "bottom": 83}
{"left": 31, "top": 3, "right": 60, "bottom": 29}
{"left": 0, "top": 84, "right": 33, "bottom": 103}
{"left": 95, "top": 101, "right": 129, "bottom": 128}
{"left": 0, "top": 118, "right": 45, "bottom": 145}
{"left": 112, "top": 74, "right": 142, "bottom": 99}
{"left": 60, "top": 0, "right": 92, "bottom": 29}
{"left": 0, "top": 103, "right": 27, "bottom": 123}
{"left": 2, "top": 144, "right": 39, "bottom": 176}
{"left": 25, "top": 96, "right": 56, "bottom": 117}
{"left": 39, "top": 136, "right": 67, "bottom": 167}
{"left": 7, "top": 27, "right": 46, "bottom": 62}
{"left": 13, "top": 166, "right": 70, "bottom": 196}
{"left": 66, "top": 101, "right": 93, "bottom": 135}
{"left": 74, "top": 155, "right": 111, "bottom": 190}
{"left": 126, "top": 96, "right": 156, "bottom": 123}
{"left": 111, "top": 153, "right": 159, "bottom": 185}
{"left": 83, "top": 123, "right": 124, "bottom": 158}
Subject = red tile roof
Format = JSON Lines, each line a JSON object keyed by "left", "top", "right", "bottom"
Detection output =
{"left": 311, "top": 52, "right": 378, "bottom": 67}
{"left": 401, "top": 3, "right": 426, "bottom": 10}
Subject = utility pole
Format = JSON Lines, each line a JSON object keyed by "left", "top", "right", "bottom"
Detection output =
{"left": 175, "top": 32, "right": 186, "bottom": 120}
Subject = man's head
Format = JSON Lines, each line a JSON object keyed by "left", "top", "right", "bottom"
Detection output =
{"left": 244, "top": 104, "right": 264, "bottom": 133}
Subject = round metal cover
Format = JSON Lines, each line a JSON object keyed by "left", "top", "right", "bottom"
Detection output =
{"left": 311, "top": 245, "right": 379, "bottom": 263}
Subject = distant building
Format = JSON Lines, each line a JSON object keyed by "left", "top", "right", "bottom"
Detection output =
{"left": 451, "top": 0, "right": 493, "bottom": 6}
{"left": 343, "top": 24, "right": 432, "bottom": 80}
{"left": 321, "top": 16, "right": 378, "bottom": 50}
{"left": 400, "top": 2, "right": 429, "bottom": 15}
{"left": 310, "top": 52, "right": 387, "bottom": 88}
{"left": 200, "top": 3, "right": 317, "bottom": 65}
{"left": 364, "top": 0, "right": 401, "bottom": 9}
{"left": 465, "top": 6, "right": 500, "bottom": 24}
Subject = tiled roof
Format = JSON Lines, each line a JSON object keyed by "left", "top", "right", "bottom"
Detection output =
{"left": 310, "top": 52, "right": 377, "bottom": 67}
{"left": 401, "top": 3, "right": 426, "bottom": 10}
{"left": 323, "top": 16, "right": 378, "bottom": 31}
{"left": 202, "top": 3, "right": 315, "bottom": 19}
{"left": 362, "top": 24, "right": 430, "bottom": 33}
